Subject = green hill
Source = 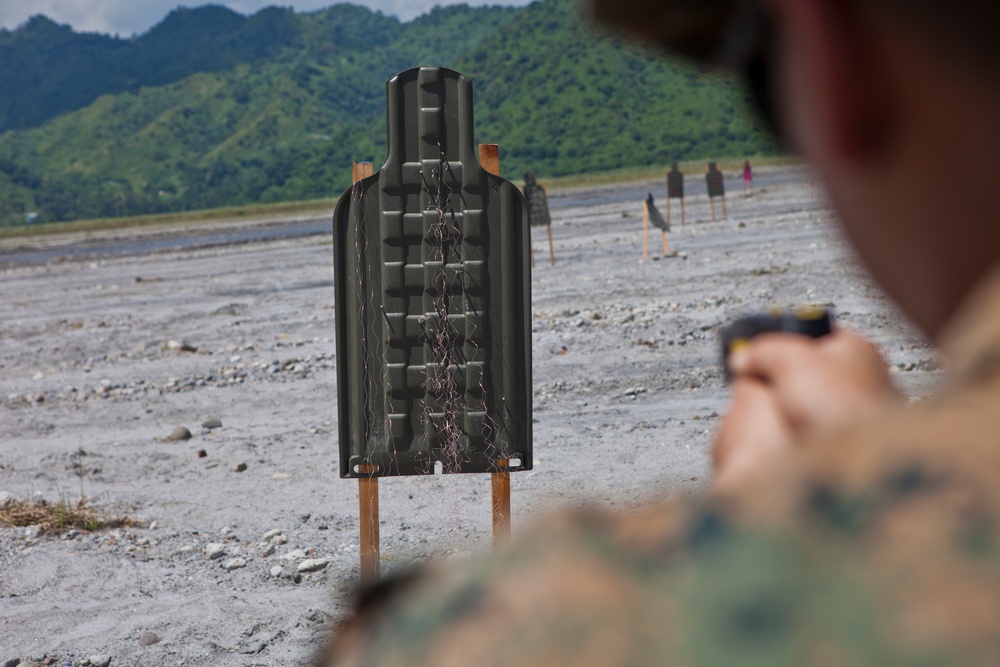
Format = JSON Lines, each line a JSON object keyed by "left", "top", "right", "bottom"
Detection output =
{"left": 0, "top": 0, "right": 776, "bottom": 227}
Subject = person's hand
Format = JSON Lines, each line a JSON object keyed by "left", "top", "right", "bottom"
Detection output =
{"left": 712, "top": 328, "right": 899, "bottom": 490}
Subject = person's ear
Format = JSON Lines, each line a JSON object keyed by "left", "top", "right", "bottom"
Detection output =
{"left": 772, "top": 0, "right": 895, "bottom": 165}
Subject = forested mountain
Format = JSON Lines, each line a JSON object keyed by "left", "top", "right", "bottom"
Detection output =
{"left": 0, "top": 0, "right": 776, "bottom": 226}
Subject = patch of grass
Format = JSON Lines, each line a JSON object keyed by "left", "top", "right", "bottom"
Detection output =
{"left": 0, "top": 495, "right": 135, "bottom": 536}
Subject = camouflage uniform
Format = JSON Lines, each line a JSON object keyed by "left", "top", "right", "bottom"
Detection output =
{"left": 322, "top": 269, "right": 1000, "bottom": 667}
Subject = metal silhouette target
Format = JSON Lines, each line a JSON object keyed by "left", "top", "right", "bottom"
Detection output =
{"left": 522, "top": 172, "right": 552, "bottom": 228}
{"left": 333, "top": 66, "right": 533, "bottom": 480}
{"left": 706, "top": 162, "right": 725, "bottom": 199}
{"left": 667, "top": 163, "right": 684, "bottom": 199}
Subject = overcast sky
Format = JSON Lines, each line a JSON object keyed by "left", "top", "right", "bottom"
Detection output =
{"left": 0, "top": 0, "right": 534, "bottom": 36}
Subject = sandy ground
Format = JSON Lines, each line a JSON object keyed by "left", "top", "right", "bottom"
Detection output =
{"left": 0, "top": 172, "right": 941, "bottom": 666}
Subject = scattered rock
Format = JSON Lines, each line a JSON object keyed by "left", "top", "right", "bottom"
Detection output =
{"left": 138, "top": 633, "right": 161, "bottom": 647}
{"left": 165, "top": 426, "right": 192, "bottom": 442}
{"left": 223, "top": 558, "right": 247, "bottom": 571}
{"left": 88, "top": 655, "right": 112, "bottom": 667}
{"left": 0, "top": 491, "right": 11, "bottom": 507}
{"left": 279, "top": 568, "right": 302, "bottom": 583}
{"left": 236, "top": 640, "right": 266, "bottom": 655}
{"left": 271, "top": 534, "right": 287, "bottom": 545}
{"left": 282, "top": 549, "right": 307, "bottom": 561}
{"left": 297, "top": 558, "right": 330, "bottom": 573}
{"left": 201, "top": 417, "right": 223, "bottom": 429}
{"left": 269, "top": 565, "right": 284, "bottom": 578}
{"left": 205, "top": 543, "right": 226, "bottom": 560}
{"left": 232, "top": 462, "right": 248, "bottom": 473}
{"left": 197, "top": 449, "right": 207, "bottom": 458}
{"left": 2, "top": 658, "right": 21, "bottom": 667}
{"left": 262, "top": 529, "right": 282, "bottom": 540}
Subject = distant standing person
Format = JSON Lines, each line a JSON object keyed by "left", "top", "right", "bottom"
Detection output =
{"left": 742, "top": 159, "right": 753, "bottom": 196}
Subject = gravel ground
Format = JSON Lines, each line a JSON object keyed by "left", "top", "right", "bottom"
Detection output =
{"left": 0, "top": 171, "right": 941, "bottom": 665}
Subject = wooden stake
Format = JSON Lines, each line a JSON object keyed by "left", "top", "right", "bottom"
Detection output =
{"left": 358, "top": 464, "right": 380, "bottom": 583}
{"left": 547, "top": 225, "right": 556, "bottom": 267}
{"left": 352, "top": 161, "right": 373, "bottom": 183}
{"left": 478, "top": 144, "right": 513, "bottom": 548}
{"left": 352, "top": 160, "right": 379, "bottom": 583}
{"left": 492, "top": 459, "right": 511, "bottom": 546}
{"left": 543, "top": 181, "right": 555, "bottom": 267}
{"left": 642, "top": 201, "right": 650, "bottom": 260}
{"left": 478, "top": 143, "right": 500, "bottom": 177}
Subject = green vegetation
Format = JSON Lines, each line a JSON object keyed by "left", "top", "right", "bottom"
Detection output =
{"left": 0, "top": 0, "right": 778, "bottom": 228}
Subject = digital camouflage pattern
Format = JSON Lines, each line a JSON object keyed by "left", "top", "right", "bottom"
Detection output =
{"left": 320, "top": 268, "right": 1000, "bottom": 667}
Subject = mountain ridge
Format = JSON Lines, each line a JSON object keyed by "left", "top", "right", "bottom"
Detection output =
{"left": 0, "top": 0, "right": 776, "bottom": 226}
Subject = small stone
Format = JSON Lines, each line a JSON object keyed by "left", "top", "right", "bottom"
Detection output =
{"left": 0, "top": 491, "right": 11, "bottom": 507}
{"left": 236, "top": 640, "right": 265, "bottom": 655}
{"left": 165, "top": 426, "right": 191, "bottom": 442}
{"left": 282, "top": 549, "right": 307, "bottom": 561}
{"left": 269, "top": 565, "right": 284, "bottom": 577}
{"left": 271, "top": 473, "right": 291, "bottom": 480}
{"left": 197, "top": 449, "right": 207, "bottom": 458}
{"left": 138, "top": 632, "right": 161, "bottom": 647}
{"left": 89, "top": 656, "right": 112, "bottom": 667}
{"left": 297, "top": 558, "right": 330, "bottom": 573}
{"left": 271, "top": 534, "right": 287, "bottom": 545}
{"left": 262, "top": 529, "right": 282, "bottom": 540}
{"left": 279, "top": 568, "right": 302, "bottom": 583}
{"left": 2, "top": 658, "right": 21, "bottom": 667}
{"left": 201, "top": 417, "right": 222, "bottom": 429}
{"left": 205, "top": 543, "right": 226, "bottom": 559}
{"left": 223, "top": 558, "right": 247, "bottom": 571}
{"left": 232, "top": 462, "right": 247, "bottom": 473}
{"left": 137, "top": 537, "right": 150, "bottom": 546}
{"left": 149, "top": 521, "right": 157, "bottom": 530}
{"left": 32, "top": 371, "right": 44, "bottom": 380}
{"left": 260, "top": 543, "right": 275, "bottom": 557}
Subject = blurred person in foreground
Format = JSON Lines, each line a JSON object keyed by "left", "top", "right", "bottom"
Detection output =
{"left": 320, "top": 0, "right": 1000, "bottom": 664}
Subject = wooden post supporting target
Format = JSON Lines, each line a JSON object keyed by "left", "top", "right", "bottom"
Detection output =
{"left": 358, "top": 464, "right": 379, "bottom": 583}
{"left": 478, "top": 143, "right": 513, "bottom": 546}
{"left": 351, "top": 161, "right": 381, "bottom": 583}
{"left": 642, "top": 200, "right": 650, "bottom": 261}
{"left": 542, "top": 182, "right": 555, "bottom": 267}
